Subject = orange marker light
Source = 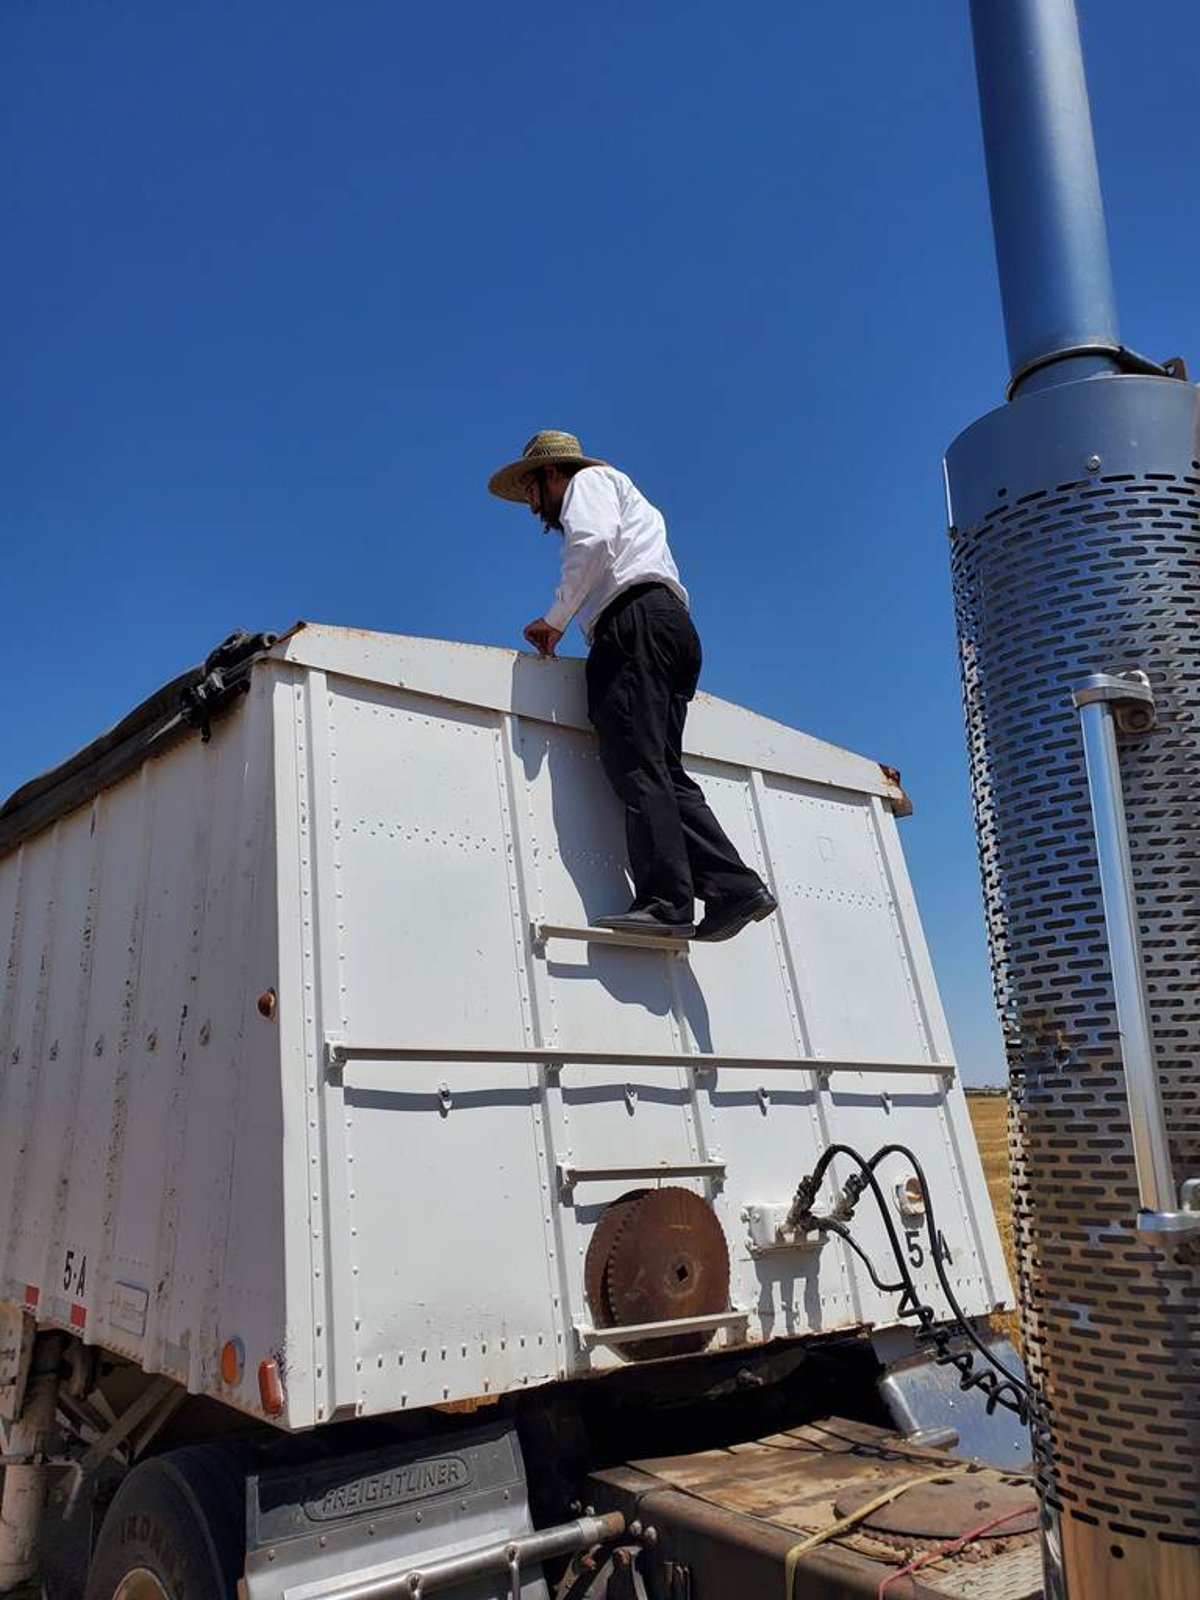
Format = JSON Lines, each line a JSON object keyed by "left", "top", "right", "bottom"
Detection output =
{"left": 220, "top": 1337, "right": 244, "bottom": 1385}
{"left": 258, "top": 1356, "right": 285, "bottom": 1416}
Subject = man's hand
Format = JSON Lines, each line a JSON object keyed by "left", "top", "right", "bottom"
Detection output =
{"left": 523, "top": 618, "right": 563, "bottom": 658}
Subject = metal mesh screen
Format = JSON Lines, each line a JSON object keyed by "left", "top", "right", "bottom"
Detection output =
{"left": 950, "top": 453, "right": 1200, "bottom": 1547}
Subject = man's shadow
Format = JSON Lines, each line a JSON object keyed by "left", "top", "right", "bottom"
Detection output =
{"left": 510, "top": 653, "right": 713, "bottom": 1051}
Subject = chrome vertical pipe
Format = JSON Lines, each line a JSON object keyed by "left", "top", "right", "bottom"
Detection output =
{"left": 1072, "top": 674, "right": 1200, "bottom": 1240}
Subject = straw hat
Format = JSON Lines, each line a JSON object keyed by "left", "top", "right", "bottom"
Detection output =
{"left": 487, "top": 430, "right": 606, "bottom": 503}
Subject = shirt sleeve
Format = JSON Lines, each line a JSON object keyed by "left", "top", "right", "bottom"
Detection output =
{"left": 544, "top": 470, "right": 620, "bottom": 633}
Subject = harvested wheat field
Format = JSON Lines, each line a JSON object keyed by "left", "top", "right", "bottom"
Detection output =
{"left": 967, "top": 1091, "right": 1021, "bottom": 1347}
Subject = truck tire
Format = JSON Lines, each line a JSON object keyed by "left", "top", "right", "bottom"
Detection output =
{"left": 84, "top": 1447, "right": 245, "bottom": 1600}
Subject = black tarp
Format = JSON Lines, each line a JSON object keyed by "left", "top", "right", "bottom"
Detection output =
{"left": 0, "top": 630, "right": 278, "bottom": 860}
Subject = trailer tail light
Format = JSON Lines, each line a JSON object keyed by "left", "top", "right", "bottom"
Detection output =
{"left": 896, "top": 1176, "right": 927, "bottom": 1224}
{"left": 258, "top": 1356, "right": 284, "bottom": 1416}
{"left": 221, "top": 1337, "right": 244, "bottom": 1385}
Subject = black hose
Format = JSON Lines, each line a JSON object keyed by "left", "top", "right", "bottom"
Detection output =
{"left": 865, "top": 1143, "right": 1027, "bottom": 1393}
{"left": 790, "top": 1141, "right": 1032, "bottom": 1421}
{"left": 818, "top": 1217, "right": 905, "bottom": 1295}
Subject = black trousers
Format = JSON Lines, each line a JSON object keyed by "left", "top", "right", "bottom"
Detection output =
{"left": 585, "top": 584, "right": 764, "bottom": 922}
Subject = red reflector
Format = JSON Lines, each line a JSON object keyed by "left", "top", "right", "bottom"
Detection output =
{"left": 221, "top": 1337, "right": 245, "bottom": 1385}
{"left": 23, "top": 1285, "right": 39, "bottom": 1312}
{"left": 258, "top": 1356, "right": 285, "bottom": 1417}
{"left": 69, "top": 1302, "right": 87, "bottom": 1329}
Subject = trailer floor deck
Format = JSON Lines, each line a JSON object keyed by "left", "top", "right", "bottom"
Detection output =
{"left": 590, "top": 1417, "right": 1043, "bottom": 1599}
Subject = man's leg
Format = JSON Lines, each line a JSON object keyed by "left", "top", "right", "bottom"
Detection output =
{"left": 662, "top": 609, "right": 776, "bottom": 941}
{"left": 587, "top": 601, "right": 694, "bottom": 924}
{"left": 665, "top": 692, "right": 765, "bottom": 904}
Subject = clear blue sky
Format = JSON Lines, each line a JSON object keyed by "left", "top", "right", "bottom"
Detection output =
{"left": 5, "top": 3, "right": 1197, "bottom": 1084}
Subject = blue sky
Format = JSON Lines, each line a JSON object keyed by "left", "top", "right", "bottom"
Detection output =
{"left": 4, "top": 3, "right": 1198, "bottom": 1084}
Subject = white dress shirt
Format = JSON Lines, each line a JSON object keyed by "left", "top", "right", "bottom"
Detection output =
{"left": 543, "top": 466, "right": 689, "bottom": 643}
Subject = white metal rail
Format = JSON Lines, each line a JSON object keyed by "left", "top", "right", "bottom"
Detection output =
{"left": 325, "top": 1041, "right": 955, "bottom": 1079}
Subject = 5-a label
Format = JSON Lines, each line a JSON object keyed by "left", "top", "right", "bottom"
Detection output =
{"left": 62, "top": 1249, "right": 87, "bottom": 1296}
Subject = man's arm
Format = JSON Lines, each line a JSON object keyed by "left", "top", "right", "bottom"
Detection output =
{"left": 543, "top": 471, "right": 621, "bottom": 635}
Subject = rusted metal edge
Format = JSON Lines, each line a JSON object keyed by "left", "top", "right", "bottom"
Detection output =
{"left": 879, "top": 764, "right": 914, "bottom": 819}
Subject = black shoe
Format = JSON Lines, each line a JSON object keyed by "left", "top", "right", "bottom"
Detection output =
{"left": 694, "top": 885, "right": 777, "bottom": 943}
{"left": 593, "top": 908, "right": 695, "bottom": 938}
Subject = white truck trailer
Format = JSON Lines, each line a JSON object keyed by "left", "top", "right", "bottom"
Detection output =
{"left": 0, "top": 625, "right": 1036, "bottom": 1600}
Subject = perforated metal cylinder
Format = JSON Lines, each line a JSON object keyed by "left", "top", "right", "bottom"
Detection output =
{"left": 945, "top": 373, "right": 1200, "bottom": 1598}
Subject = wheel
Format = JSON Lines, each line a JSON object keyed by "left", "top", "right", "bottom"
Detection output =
{"left": 84, "top": 1447, "right": 244, "bottom": 1600}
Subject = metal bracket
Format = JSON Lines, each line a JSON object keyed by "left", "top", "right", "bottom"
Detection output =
{"left": 1006, "top": 343, "right": 1186, "bottom": 402}
{"left": 75, "top": 1375, "right": 184, "bottom": 1477}
{"left": 742, "top": 1204, "right": 828, "bottom": 1255}
{"left": 1072, "top": 669, "right": 1157, "bottom": 734}
{"left": 1139, "top": 1175, "right": 1200, "bottom": 1240}
{"left": 60, "top": 1374, "right": 186, "bottom": 1517}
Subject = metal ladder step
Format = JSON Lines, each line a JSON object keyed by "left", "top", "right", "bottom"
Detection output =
{"left": 557, "top": 1160, "right": 725, "bottom": 1197}
{"left": 531, "top": 920, "right": 691, "bottom": 954}
{"left": 575, "top": 1309, "right": 750, "bottom": 1352}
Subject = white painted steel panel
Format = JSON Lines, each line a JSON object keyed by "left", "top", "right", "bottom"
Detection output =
{"left": 0, "top": 624, "right": 1011, "bottom": 1432}
{"left": 0, "top": 675, "right": 284, "bottom": 1420}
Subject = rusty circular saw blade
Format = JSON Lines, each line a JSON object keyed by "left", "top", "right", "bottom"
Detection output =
{"left": 584, "top": 1189, "right": 650, "bottom": 1331}
{"left": 603, "top": 1186, "right": 730, "bottom": 1360}
{"left": 833, "top": 1475, "right": 1039, "bottom": 1540}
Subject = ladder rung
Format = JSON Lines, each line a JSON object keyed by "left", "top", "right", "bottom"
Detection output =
{"left": 575, "top": 1309, "right": 749, "bottom": 1350}
{"left": 557, "top": 1160, "right": 726, "bottom": 1195}
{"left": 531, "top": 920, "right": 692, "bottom": 954}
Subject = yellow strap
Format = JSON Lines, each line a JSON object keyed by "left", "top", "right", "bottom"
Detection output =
{"left": 784, "top": 1470, "right": 962, "bottom": 1600}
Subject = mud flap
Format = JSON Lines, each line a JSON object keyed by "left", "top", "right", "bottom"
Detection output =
{"left": 242, "top": 1421, "right": 550, "bottom": 1600}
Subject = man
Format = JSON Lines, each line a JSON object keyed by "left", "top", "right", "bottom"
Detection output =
{"left": 488, "top": 429, "right": 776, "bottom": 942}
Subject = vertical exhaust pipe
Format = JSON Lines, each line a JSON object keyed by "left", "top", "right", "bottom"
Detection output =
{"left": 947, "top": 2, "right": 1200, "bottom": 1596}
{"left": 968, "top": 0, "right": 1120, "bottom": 393}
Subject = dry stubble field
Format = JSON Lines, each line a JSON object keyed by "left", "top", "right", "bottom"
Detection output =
{"left": 966, "top": 1091, "right": 1020, "bottom": 1346}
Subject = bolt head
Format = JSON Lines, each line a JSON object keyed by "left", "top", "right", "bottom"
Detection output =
{"left": 1085, "top": 454, "right": 1101, "bottom": 472}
